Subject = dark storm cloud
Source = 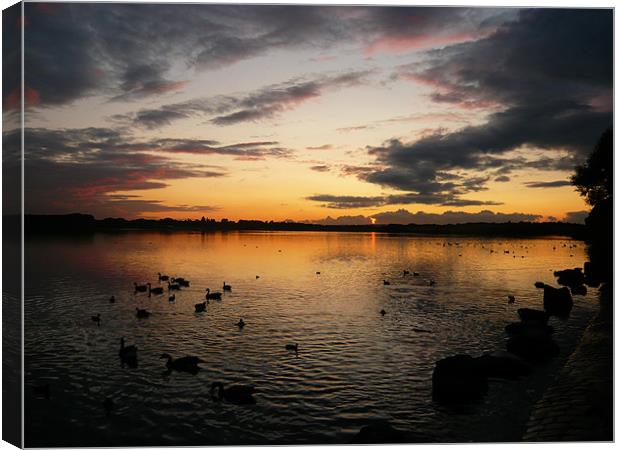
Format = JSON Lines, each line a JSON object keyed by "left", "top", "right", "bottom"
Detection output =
{"left": 122, "top": 71, "right": 372, "bottom": 128}
{"left": 524, "top": 180, "right": 573, "bottom": 188}
{"left": 20, "top": 4, "right": 506, "bottom": 108}
{"left": 306, "top": 195, "right": 386, "bottom": 209}
{"left": 14, "top": 127, "right": 290, "bottom": 217}
{"left": 354, "top": 8, "right": 612, "bottom": 206}
{"left": 306, "top": 193, "right": 501, "bottom": 209}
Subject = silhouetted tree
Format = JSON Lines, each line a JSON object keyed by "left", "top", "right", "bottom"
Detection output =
{"left": 572, "top": 128, "right": 612, "bottom": 206}
{"left": 572, "top": 127, "right": 613, "bottom": 283}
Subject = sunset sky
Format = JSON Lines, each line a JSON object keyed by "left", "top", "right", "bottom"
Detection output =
{"left": 5, "top": 3, "right": 613, "bottom": 224}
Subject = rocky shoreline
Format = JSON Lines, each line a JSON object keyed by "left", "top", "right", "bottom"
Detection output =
{"left": 523, "top": 282, "right": 612, "bottom": 441}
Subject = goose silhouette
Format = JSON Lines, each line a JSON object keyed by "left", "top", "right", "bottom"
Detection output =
{"left": 91, "top": 313, "right": 101, "bottom": 326}
{"left": 168, "top": 282, "right": 181, "bottom": 291}
{"left": 285, "top": 343, "right": 298, "bottom": 352}
{"left": 210, "top": 382, "right": 256, "bottom": 405}
{"left": 160, "top": 353, "right": 202, "bottom": 374}
{"left": 168, "top": 294, "right": 175, "bottom": 302}
{"left": 195, "top": 301, "right": 207, "bottom": 312}
{"left": 223, "top": 282, "right": 232, "bottom": 292}
{"left": 158, "top": 273, "right": 169, "bottom": 282}
{"left": 237, "top": 318, "right": 245, "bottom": 329}
{"left": 134, "top": 282, "right": 148, "bottom": 293}
{"left": 109, "top": 296, "right": 115, "bottom": 303}
{"left": 148, "top": 283, "right": 164, "bottom": 296}
{"left": 136, "top": 308, "right": 150, "bottom": 319}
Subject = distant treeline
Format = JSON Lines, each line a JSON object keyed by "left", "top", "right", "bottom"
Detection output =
{"left": 16, "top": 213, "right": 586, "bottom": 238}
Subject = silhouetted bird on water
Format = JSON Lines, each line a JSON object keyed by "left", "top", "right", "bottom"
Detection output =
{"left": 206, "top": 288, "right": 222, "bottom": 300}
{"left": 33, "top": 384, "right": 50, "bottom": 399}
{"left": 168, "top": 282, "right": 181, "bottom": 291}
{"left": 316, "top": 271, "right": 321, "bottom": 275}
{"left": 237, "top": 318, "right": 245, "bottom": 329}
{"left": 119, "top": 338, "right": 138, "bottom": 367}
{"left": 134, "top": 282, "right": 148, "bottom": 293}
{"left": 223, "top": 282, "right": 232, "bottom": 291}
{"left": 160, "top": 353, "right": 202, "bottom": 374}
{"left": 256, "top": 275, "right": 260, "bottom": 279}
{"left": 383, "top": 280, "right": 390, "bottom": 285}
{"left": 148, "top": 283, "right": 164, "bottom": 296}
{"left": 169, "top": 294, "right": 175, "bottom": 302}
{"left": 210, "top": 382, "right": 256, "bottom": 405}
{"left": 380, "top": 309, "right": 386, "bottom": 316}
{"left": 403, "top": 270, "right": 410, "bottom": 276}
{"left": 173, "top": 277, "right": 190, "bottom": 287}
{"left": 195, "top": 301, "right": 207, "bottom": 312}
{"left": 158, "top": 273, "right": 169, "bottom": 282}
{"left": 285, "top": 343, "right": 298, "bottom": 352}
{"left": 507, "top": 295, "right": 516, "bottom": 304}
{"left": 109, "top": 295, "right": 115, "bottom": 303}
{"left": 413, "top": 272, "right": 420, "bottom": 276}
{"left": 429, "top": 280, "right": 436, "bottom": 286}
{"left": 92, "top": 313, "right": 101, "bottom": 326}
{"left": 136, "top": 308, "right": 150, "bottom": 319}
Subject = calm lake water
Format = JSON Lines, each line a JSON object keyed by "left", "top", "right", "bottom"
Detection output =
{"left": 24, "top": 231, "right": 597, "bottom": 446}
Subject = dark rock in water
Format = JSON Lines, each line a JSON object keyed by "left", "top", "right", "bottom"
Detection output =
{"left": 553, "top": 268, "right": 585, "bottom": 288}
{"left": 543, "top": 285, "right": 573, "bottom": 317}
{"left": 517, "top": 308, "right": 549, "bottom": 324}
{"left": 534, "top": 281, "right": 546, "bottom": 289}
{"left": 505, "top": 321, "right": 554, "bottom": 338}
{"left": 350, "top": 421, "right": 420, "bottom": 444}
{"left": 583, "top": 261, "right": 601, "bottom": 287}
{"left": 475, "top": 351, "right": 532, "bottom": 379}
{"left": 432, "top": 354, "right": 488, "bottom": 404}
{"left": 507, "top": 335, "right": 560, "bottom": 362}
{"left": 570, "top": 284, "right": 587, "bottom": 296}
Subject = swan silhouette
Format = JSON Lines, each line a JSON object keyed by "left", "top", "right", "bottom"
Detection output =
{"left": 210, "top": 382, "right": 256, "bottom": 405}
{"left": 195, "top": 301, "right": 207, "bottom": 312}
{"left": 223, "top": 282, "right": 232, "bottom": 291}
{"left": 158, "top": 273, "right": 169, "bottom": 282}
{"left": 119, "top": 338, "right": 137, "bottom": 367}
{"left": 206, "top": 289, "right": 222, "bottom": 300}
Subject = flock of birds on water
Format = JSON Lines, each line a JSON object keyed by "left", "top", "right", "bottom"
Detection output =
{"left": 35, "top": 239, "right": 581, "bottom": 421}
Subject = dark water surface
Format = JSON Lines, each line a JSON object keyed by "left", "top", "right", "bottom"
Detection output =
{"left": 24, "top": 232, "right": 597, "bottom": 446}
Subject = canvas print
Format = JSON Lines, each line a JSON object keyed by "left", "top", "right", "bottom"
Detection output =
{"left": 2, "top": 2, "right": 613, "bottom": 447}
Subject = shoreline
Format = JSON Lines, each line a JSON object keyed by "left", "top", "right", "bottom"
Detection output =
{"left": 522, "top": 283, "right": 612, "bottom": 441}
